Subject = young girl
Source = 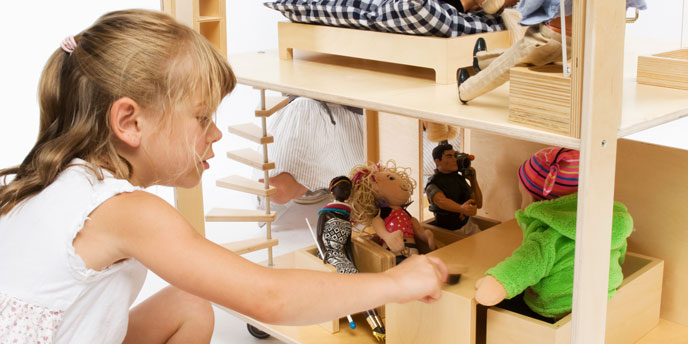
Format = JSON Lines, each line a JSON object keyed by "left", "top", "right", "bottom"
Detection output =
{"left": 0, "top": 9, "right": 448, "bottom": 343}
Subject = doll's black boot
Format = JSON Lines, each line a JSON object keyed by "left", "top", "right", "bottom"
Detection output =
{"left": 457, "top": 68, "right": 471, "bottom": 104}
{"left": 473, "top": 37, "right": 487, "bottom": 72}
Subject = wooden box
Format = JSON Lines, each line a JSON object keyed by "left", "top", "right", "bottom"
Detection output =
{"left": 422, "top": 215, "right": 502, "bottom": 247}
{"left": 508, "top": 64, "right": 575, "bottom": 136}
{"left": 637, "top": 49, "right": 688, "bottom": 90}
{"left": 485, "top": 252, "right": 664, "bottom": 344}
{"left": 278, "top": 21, "right": 512, "bottom": 84}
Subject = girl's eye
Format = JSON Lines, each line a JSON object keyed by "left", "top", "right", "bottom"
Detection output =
{"left": 197, "top": 116, "right": 211, "bottom": 126}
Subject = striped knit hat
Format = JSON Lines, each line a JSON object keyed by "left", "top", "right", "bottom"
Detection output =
{"left": 518, "top": 147, "right": 580, "bottom": 200}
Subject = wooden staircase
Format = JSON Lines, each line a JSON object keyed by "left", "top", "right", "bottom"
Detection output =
{"left": 205, "top": 90, "right": 290, "bottom": 265}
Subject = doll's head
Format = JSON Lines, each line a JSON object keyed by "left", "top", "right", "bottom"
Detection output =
{"left": 518, "top": 147, "right": 580, "bottom": 208}
{"left": 349, "top": 160, "right": 416, "bottom": 226}
{"left": 329, "top": 176, "right": 352, "bottom": 202}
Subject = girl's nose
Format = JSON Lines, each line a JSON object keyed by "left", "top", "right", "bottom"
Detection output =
{"left": 209, "top": 121, "right": 222, "bottom": 143}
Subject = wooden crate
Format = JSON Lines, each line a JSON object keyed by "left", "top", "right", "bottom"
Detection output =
{"left": 485, "top": 252, "right": 664, "bottom": 344}
{"left": 508, "top": 64, "right": 575, "bottom": 136}
{"left": 278, "top": 21, "right": 512, "bottom": 84}
{"left": 637, "top": 49, "right": 688, "bottom": 90}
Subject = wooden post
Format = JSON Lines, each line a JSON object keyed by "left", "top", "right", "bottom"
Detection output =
{"left": 570, "top": 0, "right": 626, "bottom": 342}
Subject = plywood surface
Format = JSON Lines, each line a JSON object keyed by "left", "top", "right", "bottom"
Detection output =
{"left": 615, "top": 139, "right": 688, "bottom": 326}
{"left": 229, "top": 50, "right": 688, "bottom": 148}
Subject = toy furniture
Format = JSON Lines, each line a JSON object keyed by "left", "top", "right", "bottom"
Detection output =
{"left": 175, "top": 0, "right": 688, "bottom": 342}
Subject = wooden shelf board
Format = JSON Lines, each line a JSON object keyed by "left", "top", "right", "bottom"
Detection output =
{"left": 216, "top": 175, "right": 276, "bottom": 196}
{"left": 229, "top": 50, "right": 688, "bottom": 148}
{"left": 227, "top": 123, "right": 274, "bottom": 144}
{"left": 205, "top": 208, "right": 276, "bottom": 222}
{"left": 226, "top": 148, "right": 274, "bottom": 171}
{"left": 220, "top": 237, "right": 278, "bottom": 256}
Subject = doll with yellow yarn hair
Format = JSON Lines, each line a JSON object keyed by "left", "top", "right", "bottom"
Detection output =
{"left": 349, "top": 161, "right": 435, "bottom": 264}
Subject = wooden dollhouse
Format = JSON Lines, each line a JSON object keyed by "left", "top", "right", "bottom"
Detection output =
{"left": 172, "top": 0, "right": 688, "bottom": 342}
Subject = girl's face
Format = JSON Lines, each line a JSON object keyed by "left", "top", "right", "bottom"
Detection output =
{"left": 373, "top": 171, "right": 412, "bottom": 207}
{"left": 142, "top": 94, "right": 222, "bottom": 188}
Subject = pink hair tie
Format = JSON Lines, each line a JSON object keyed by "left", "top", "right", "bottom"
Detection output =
{"left": 60, "top": 36, "right": 77, "bottom": 55}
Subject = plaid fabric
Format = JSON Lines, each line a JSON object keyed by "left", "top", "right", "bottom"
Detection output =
{"left": 264, "top": 0, "right": 504, "bottom": 37}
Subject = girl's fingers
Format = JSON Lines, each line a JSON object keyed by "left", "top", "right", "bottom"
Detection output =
{"left": 426, "top": 255, "right": 449, "bottom": 283}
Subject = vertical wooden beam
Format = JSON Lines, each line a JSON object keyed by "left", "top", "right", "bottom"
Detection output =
{"left": 163, "top": 0, "right": 207, "bottom": 236}
{"left": 364, "top": 109, "right": 379, "bottom": 163}
{"left": 570, "top": 0, "right": 626, "bottom": 342}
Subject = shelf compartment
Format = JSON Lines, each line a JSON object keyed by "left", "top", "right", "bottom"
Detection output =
{"left": 227, "top": 123, "right": 274, "bottom": 144}
{"left": 485, "top": 252, "right": 663, "bottom": 344}
{"left": 637, "top": 49, "right": 688, "bottom": 90}
{"left": 205, "top": 208, "right": 276, "bottom": 222}
{"left": 226, "top": 148, "right": 274, "bottom": 171}
{"left": 197, "top": 0, "right": 221, "bottom": 17}
{"left": 220, "top": 237, "right": 278, "bottom": 256}
{"left": 216, "top": 175, "right": 276, "bottom": 196}
{"left": 278, "top": 21, "right": 512, "bottom": 85}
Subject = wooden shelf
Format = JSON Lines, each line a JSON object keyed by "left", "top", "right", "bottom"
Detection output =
{"left": 227, "top": 123, "right": 274, "bottom": 144}
{"left": 205, "top": 208, "right": 276, "bottom": 222}
{"left": 226, "top": 148, "right": 274, "bottom": 171}
{"left": 228, "top": 50, "right": 688, "bottom": 148}
{"left": 220, "top": 237, "right": 278, "bottom": 255}
{"left": 216, "top": 175, "right": 276, "bottom": 196}
{"left": 197, "top": 16, "right": 222, "bottom": 23}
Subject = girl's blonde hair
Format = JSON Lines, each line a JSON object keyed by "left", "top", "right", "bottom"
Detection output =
{"left": 348, "top": 160, "right": 416, "bottom": 227}
{"left": 0, "top": 9, "right": 236, "bottom": 215}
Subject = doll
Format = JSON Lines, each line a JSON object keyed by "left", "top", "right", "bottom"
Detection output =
{"left": 316, "top": 176, "right": 386, "bottom": 342}
{"left": 349, "top": 160, "right": 435, "bottom": 264}
{"left": 474, "top": 147, "right": 633, "bottom": 321}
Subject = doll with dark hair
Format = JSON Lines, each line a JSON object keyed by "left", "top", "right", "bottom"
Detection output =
{"left": 316, "top": 176, "right": 386, "bottom": 342}
{"left": 316, "top": 176, "right": 357, "bottom": 274}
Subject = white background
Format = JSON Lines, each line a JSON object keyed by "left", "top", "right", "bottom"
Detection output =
{"left": 0, "top": 1, "right": 687, "bottom": 343}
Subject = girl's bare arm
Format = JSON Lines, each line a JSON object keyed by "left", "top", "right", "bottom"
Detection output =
{"left": 92, "top": 191, "right": 447, "bottom": 325}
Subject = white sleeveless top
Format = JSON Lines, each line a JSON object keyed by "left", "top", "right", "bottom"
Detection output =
{"left": 0, "top": 159, "right": 148, "bottom": 344}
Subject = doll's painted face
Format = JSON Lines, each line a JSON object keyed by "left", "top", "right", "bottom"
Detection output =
{"left": 436, "top": 149, "right": 459, "bottom": 174}
{"left": 372, "top": 171, "right": 413, "bottom": 207}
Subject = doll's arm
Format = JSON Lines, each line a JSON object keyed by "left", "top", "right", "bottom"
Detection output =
{"left": 411, "top": 217, "right": 435, "bottom": 250}
{"left": 466, "top": 167, "right": 483, "bottom": 209}
{"left": 372, "top": 215, "right": 405, "bottom": 254}
{"left": 431, "top": 190, "right": 477, "bottom": 217}
{"left": 475, "top": 232, "right": 555, "bottom": 305}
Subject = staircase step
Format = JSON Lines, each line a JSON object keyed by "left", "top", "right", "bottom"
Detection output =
{"left": 206, "top": 208, "right": 276, "bottom": 222}
{"left": 216, "top": 175, "right": 276, "bottom": 197}
{"left": 227, "top": 123, "right": 274, "bottom": 144}
{"left": 226, "top": 148, "right": 274, "bottom": 171}
{"left": 221, "top": 238, "right": 279, "bottom": 255}
{"left": 255, "top": 96, "right": 291, "bottom": 117}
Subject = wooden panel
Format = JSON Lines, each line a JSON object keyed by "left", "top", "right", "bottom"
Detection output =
{"left": 174, "top": 184, "right": 205, "bottom": 236}
{"left": 508, "top": 65, "right": 573, "bottom": 136}
{"left": 636, "top": 319, "right": 688, "bottom": 344}
{"left": 351, "top": 235, "right": 395, "bottom": 273}
{"left": 470, "top": 131, "right": 546, "bottom": 222}
{"left": 486, "top": 308, "right": 566, "bottom": 344}
{"left": 293, "top": 247, "right": 340, "bottom": 334}
{"left": 387, "top": 292, "right": 474, "bottom": 344}
{"left": 364, "top": 109, "right": 379, "bottom": 163}
{"left": 378, "top": 112, "right": 422, "bottom": 219}
{"left": 638, "top": 49, "right": 688, "bottom": 90}
{"left": 277, "top": 21, "right": 511, "bottom": 84}
{"left": 615, "top": 139, "right": 688, "bottom": 326}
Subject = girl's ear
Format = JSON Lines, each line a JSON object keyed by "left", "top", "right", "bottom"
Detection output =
{"left": 110, "top": 97, "right": 143, "bottom": 148}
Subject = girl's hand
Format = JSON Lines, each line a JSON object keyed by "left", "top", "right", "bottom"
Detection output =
{"left": 384, "top": 255, "right": 448, "bottom": 304}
